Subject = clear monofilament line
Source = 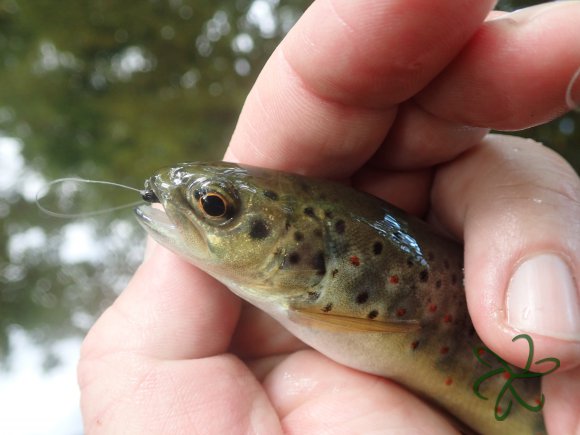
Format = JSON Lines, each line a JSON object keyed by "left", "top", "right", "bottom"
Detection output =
{"left": 36, "top": 178, "right": 146, "bottom": 218}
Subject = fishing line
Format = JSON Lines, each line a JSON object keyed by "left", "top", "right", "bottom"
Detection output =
{"left": 36, "top": 178, "right": 148, "bottom": 218}
{"left": 565, "top": 64, "right": 580, "bottom": 112}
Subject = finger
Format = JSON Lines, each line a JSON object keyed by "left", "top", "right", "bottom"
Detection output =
{"left": 81, "top": 242, "right": 241, "bottom": 362}
{"left": 432, "top": 134, "right": 580, "bottom": 370}
{"left": 263, "top": 350, "right": 459, "bottom": 434}
{"left": 78, "top": 244, "right": 286, "bottom": 433}
{"left": 417, "top": 2, "right": 580, "bottom": 130}
{"left": 230, "top": 302, "right": 307, "bottom": 359}
{"left": 372, "top": 101, "right": 489, "bottom": 170}
{"left": 543, "top": 366, "right": 580, "bottom": 434}
{"left": 225, "top": 0, "right": 496, "bottom": 177}
{"left": 352, "top": 165, "right": 433, "bottom": 216}
{"left": 79, "top": 351, "right": 281, "bottom": 434}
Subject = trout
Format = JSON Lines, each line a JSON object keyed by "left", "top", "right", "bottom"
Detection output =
{"left": 135, "top": 162, "right": 546, "bottom": 435}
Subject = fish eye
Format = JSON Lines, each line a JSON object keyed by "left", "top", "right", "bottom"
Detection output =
{"left": 189, "top": 182, "right": 238, "bottom": 223}
{"left": 199, "top": 193, "right": 227, "bottom": 217}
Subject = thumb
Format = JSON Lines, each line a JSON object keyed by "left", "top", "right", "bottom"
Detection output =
{"left": 432, "top": 134, "right": 580, "bottom": 371}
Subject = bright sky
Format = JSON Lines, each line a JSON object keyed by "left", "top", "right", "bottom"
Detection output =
{"left": 0, "top": 137, "right": 85, "bottom": 434}
{"left": 0, "top": 329, "right": 82, "bottom": 435}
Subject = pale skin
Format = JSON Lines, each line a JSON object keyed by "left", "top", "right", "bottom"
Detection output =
{"left": 79, "top": 1, "right": 580, "bottom": 433}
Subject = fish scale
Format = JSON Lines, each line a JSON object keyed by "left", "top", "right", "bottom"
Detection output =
{"left": 135, "top": 162, "right": 546, "bottom": 435}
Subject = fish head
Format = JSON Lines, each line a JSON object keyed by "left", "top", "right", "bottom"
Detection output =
{"left": 135, "top": 162, "right": 327, "bottom": 301}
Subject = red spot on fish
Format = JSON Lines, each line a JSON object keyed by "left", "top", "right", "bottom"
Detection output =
{"left": 440, "top": 346, "right": 449, "bottom": 355}
{"left": 503, "top": 372, "right": 511, "bottom": 380}
{"left": 411, "top": 341, "right": 419, "bottom": 350}
{"left": 534, "top": 398, "right": 542, "bottom": 406}
{"left": 496, "top": 406, "right": 502, "bottom": 414}
{"left": 445, "top": 377, "right": 453, "bottom": 386}
{"left": 428, "top": 303, "right": 437, "bottom": 312}
{"left": 478, "top": 348, "right": 485, "bottom": 356}
{"left": 389, "top": 275, "right": 399, "bottom": 284}
{"left": 396, "top": 308, "right": 406, "bottom": 317}
{"left": 443, "top": 314, "right": 453, "bottom": 323}
{"left": 350, "top": 256, "right": 360, "bottom": 266}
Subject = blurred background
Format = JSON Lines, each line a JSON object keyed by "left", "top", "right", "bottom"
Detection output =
{"left": 0, "top": 0, "right": 578, "bottom": 433}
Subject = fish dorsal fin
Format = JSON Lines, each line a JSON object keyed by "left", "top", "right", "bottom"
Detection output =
{"left": 288, "top": 307, "right": 421, "bottom": 333}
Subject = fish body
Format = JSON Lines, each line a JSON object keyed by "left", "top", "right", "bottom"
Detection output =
{"left": 135, "top": 162, "right": 545, "bottom": 435}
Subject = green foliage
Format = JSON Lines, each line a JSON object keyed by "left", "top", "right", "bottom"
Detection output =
{"left": 0, "top": 0, "right": 308, "bottom": 183}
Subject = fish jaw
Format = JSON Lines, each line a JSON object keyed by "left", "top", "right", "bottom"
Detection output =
{"left": 134, "top": 171, "right": 211, "bottom": 266}
{"left": 134, "top": 204, "right": 210, "bottom": 267}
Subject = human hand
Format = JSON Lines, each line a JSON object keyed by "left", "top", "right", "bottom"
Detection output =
{"left": 79, "top": 1, "right": 580, "bottom": 433}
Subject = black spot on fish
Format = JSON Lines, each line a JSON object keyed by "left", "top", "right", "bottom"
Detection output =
{"left": 249, "top": 219, "right": 269, "bottom": 240}
{"left": 325, "top": 210, "right": 334, "bottom": 219}
{"left": 308, "top": 290, "right": 320, "bottom": 300}
{"left": 356, "top": 291, "right": 369, "bottom": 304}
{"left": 313, "top": 228, "right": 323, "bottom": 238}
{"left": 335, "top": 220, "right": 346, "bottom": 234}
{"left": 332, "top": 269, "right": 339, "bottom": 277}
{"left": 294, "top": 231, "right": 304, "bottom": 242}
{"left": 263, "top": 190, "right": 278, "bottom": 201}
{"left": 407, "top": 257, "right": 414, "bottom": 267}
{"left": 322, "top": 303, "right": 333, "bottom": 312}
{"left": 419, "top": 270, "right": 429, "bottom": 282}
{"left": 368, "top": 310, "right": 379, "bottom": 319}
{"left": 304, "top": 207, "right": 315, "bottom": 217}
{"left": 373, "top": 241, "right": 383, "bottom": 255}
{"left": 312, "top": 251, "right": 326, "bottom": 276}
{"left": 288, "top": 252, "right": 300, "bottom": 264}
{"left": 436, "top": 279, "right": 442, "bottom": 289}
{"left": 285, "top": 220, "right": 291, "bottom": 231}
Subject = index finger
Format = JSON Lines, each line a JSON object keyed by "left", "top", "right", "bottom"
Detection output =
{"left": 224, "top": 0, "right": 496, "bottom": 177}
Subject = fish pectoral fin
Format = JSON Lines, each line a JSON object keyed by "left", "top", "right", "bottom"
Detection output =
{"left": 288, "top": 308, "right": 421, "bottom": 333}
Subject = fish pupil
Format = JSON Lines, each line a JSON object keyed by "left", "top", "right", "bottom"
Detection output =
{"left": 201, "top": 193, "right": 227, "bottom": 217}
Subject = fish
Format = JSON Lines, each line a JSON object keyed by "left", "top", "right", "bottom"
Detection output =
{"left": 134, "top": 161, "right": 546, "bottom": 435}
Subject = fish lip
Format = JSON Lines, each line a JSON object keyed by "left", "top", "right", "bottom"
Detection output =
{"left": 135, "top": 176, "right": 179, "bottom": 238}
{"left": 134, "top": 204, "right": 177, "bottom": 240}
{"left": 134, "top": 204, "right": 175, "bottom": 229}
{"left": 135, "top": 175, "right": 208, "bottom": 262}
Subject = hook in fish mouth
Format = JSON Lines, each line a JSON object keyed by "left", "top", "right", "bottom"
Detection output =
{"left": 141, "top": 189, "right": 159, "bottom": 203}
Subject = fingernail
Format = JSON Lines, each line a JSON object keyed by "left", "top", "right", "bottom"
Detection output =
{"left": 507, "top": 254, "right": 580, "bottom": 341}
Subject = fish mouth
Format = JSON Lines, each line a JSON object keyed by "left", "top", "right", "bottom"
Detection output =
{"left": 134, "top": 204, "right": 179, "bottom": 245}
{"left": 134, "top": 194, "right": 209, "bottom": 264}
{"left": 135, "top": 174, "right": 179, "bottom": 243}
